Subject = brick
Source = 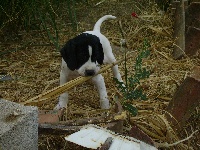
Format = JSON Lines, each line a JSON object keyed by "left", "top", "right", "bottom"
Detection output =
{"left": 186, "top": 17, "right": 200, "bottom": 31}
{"left": 166, "top": 66, "right": 200, "bottom": 129}
{"left": 190, "top": 66, "right": 200, "bottom": 81}
{"left": 186, "top": 2, "right": 200, "bottom": 21}
{"left": 185, "top": 27, "right": 200, "bottom": 56}
{"left": 185, "top": 3, "right": 200, "bottom": 31}
{"left": 39, "top": 109, "right": 64, "bottom": 124}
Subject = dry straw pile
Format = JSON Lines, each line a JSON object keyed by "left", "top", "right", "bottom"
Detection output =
{"left": 0, "top": 0, "right": 199, "bottom": 149}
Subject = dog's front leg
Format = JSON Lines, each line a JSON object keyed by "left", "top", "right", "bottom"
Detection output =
{"left": 105, "top": 53, "right": 123, "bottom": 83}
{"left": 112, "top": 65, "right": 127, "bottom": 90}
{"left": 54, "top": 60, "right": 69, "bottom": 110}
{"left": 92, "top": 74, "right": 110, "bottom": 109}
{"left": 112, "top": 64, "right": 123, "bottom": 83}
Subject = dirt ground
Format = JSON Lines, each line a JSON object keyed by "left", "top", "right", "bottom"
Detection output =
{"left": 0, "top": 0, "right": 199, "bottom": 149}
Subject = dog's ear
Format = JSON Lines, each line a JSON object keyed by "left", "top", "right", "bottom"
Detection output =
{"left": 96, "top": 42, "right": 104, "bottom": 65}
{"left": 60, "top": 40, "right": 77, "bottom": 71}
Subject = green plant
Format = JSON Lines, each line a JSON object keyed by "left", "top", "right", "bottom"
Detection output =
{"left": 67, "top": 0, "right": 77, "bottom": 30}
{"left": 0, "top": 0, "right": 79, "bottom": 51}
{"left": 114, "top": 39, "right": 151, "bottom": 116}
{"left": 38, "top": 0, "right": 60, "bottom": 50}
{"left": 155, "top": 0, "right": 171, "bottom": 12}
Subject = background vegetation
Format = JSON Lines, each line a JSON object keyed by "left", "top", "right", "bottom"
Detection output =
{"left": 0, "top": 0, "right": 81, "bottom": 50}
{"left": 0, "top": 0, "right": 170, "bottom": 50}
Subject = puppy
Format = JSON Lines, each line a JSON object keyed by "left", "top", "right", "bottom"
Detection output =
{"left": 54, "top": 15, "right": 123, "bottom": 110}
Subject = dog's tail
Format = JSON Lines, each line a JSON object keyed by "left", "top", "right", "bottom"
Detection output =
{"left": 93, "top": 15, "right": 116, "bottom": 32}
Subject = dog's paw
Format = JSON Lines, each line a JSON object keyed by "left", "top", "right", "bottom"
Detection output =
{"left": 100, "top": 99, "right": 110, "bottom": 109}
{"left": 54, "top": 101, "right": 67, "bottom": 110}
{"left": 54, "top": 103, "right": 66, "bottom": 110}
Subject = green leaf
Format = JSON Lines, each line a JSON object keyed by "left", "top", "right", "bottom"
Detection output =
{"left": 113, "top": 78, "right": 126, "bottom": 93}
{"left": 128, "top": 77, "right": 138, "bottom": 88}
{"left": 141, "top": 93, "right": 147, "bottom": 100}
{"left": 114, "top": 39, "right": 151, "bottom": 105}
{"left": 123, "top": 103, "right": 138, "bottom": 116}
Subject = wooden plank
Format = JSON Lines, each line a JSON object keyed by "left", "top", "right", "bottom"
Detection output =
{"left": 172, "top": 0, "right": 186, "bottom": 59}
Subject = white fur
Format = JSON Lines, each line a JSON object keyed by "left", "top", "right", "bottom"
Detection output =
{"left": 54, "top": 15, "right": 123, "bottom": 110}
{"left": 93, "top": 15, "right": 116, "bottom": 32}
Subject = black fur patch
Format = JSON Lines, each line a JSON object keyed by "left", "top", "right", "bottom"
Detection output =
{"left": 60, "top": 33, "right": 104, "bottom": 71}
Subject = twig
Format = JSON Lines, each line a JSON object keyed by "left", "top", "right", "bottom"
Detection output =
{"left": 95, "top": 0, "right": 106, "bottom": 6}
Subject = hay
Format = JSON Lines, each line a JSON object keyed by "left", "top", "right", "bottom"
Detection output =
{"left": 130, "top": 113, "right": 195, "bottom": 149}
{"left": 0, "top": 0, "right": 199, "bottom": 149}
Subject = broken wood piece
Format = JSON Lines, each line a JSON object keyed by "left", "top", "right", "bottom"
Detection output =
{"left": 64, "top": 124, "right": 158, "bottom": 150}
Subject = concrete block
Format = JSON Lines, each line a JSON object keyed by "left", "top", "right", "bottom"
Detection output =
{"left": 0, "top": 99, "right": 38, "bottom": 150}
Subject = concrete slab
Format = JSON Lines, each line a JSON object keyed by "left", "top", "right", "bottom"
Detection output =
{"left": 0, "top": 99, "right": 38, "bottom": 150}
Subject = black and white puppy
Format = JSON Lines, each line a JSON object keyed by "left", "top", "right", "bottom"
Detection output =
{"left": 55, "top": 15, "right": 123, "bottom": 110}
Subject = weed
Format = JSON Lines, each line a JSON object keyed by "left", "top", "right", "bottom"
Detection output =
{"left": 114, "top": 39, "right": 151, "bottom": 116}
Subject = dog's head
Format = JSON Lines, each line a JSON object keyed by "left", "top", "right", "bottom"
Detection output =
{"left": 61, "top": 33, "right": 104, "bottom": 76}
